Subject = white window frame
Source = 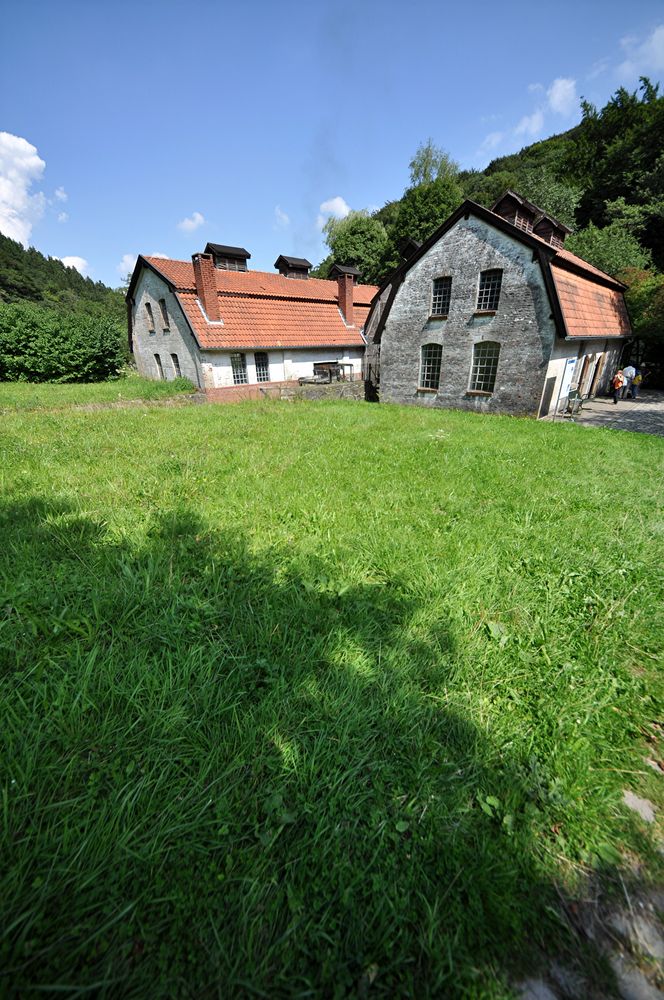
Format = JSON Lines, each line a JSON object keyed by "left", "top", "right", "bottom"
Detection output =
{"left": 468, "top": 341, "right": 500, "bottom": 394}
{"left": 419, "top": 343, "right": 443, "bottom": 391}
{"left": 431, "top": 276, "right": 452, "bottom": 317}
{"left": 230, "top": 353, "right": 248, "bottom": 385}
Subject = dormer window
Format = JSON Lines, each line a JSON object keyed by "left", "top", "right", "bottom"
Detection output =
{"left": 204, "top": 243, "right": 251, "bottom": 272}
{"left": 514, "top": 211, "right": 533, "bottom": 233}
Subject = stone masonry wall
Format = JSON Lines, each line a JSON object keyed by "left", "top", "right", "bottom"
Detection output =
{"left": 205, "top": 379, "right": 365, "bottom": 404}
{"left": 131, "top": 269, "right": 203, "bottom": 388}
{"left": 380, "top": 217, "right": 558, "bottom": 416}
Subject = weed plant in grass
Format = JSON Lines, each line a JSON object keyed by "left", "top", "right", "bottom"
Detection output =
{"left": 1, "top": 401, "right": 662, "bottom": 998}
{"left": 0, "top": 374, "right": 194, "bottom": 411}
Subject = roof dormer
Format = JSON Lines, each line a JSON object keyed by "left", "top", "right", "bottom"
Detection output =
{"left": 492, "top": 190, "right": 571, "bottom": 247}
{"left": 274, "top": 255, "right": 312, "bottom": 279}
{"left": 204, "top": 243, "right": 251, "bottom": 271}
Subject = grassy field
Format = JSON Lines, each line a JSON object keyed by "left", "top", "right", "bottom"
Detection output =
{"left": 1, "top": 399, "right": 662, "bottom": 998}
{"left": 0, "top": 374, "right": 194, "bottom": 411}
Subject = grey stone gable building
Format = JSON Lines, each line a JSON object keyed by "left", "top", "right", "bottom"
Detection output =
{"left": 363, "top": 193, "right": 632, "bottom": 418}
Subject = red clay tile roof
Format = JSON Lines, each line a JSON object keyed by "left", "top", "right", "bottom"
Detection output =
{"left": 143, "top": 256, "right": 376, "bottom": 349}
{"left": 551, "top": 266, "right": 632, "bottom": 338}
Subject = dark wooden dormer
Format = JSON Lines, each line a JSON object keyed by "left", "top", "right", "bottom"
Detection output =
{"left": 329, "top": 263, "right": 360, "bottom": 284}
{"left": 274, "top": 255, "right": 312, "bottom": 279}
{"left": 491, "top": 191, "right": 570, "bottom": 247}
{"left": 204, "top": 243, "right": 251, "bottom": 271}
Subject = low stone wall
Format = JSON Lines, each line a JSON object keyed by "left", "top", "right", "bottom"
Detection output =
{"left": 205, "top": 379, "right": 364, "bottom": 404}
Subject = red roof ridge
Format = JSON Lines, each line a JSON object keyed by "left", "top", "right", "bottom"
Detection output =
{"left": 142, "top": 255, "right": 378, "bottom": 301}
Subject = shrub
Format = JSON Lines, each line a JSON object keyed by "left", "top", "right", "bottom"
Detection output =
{"left": 0, "top": 302, "right": 128, "bottom": 382}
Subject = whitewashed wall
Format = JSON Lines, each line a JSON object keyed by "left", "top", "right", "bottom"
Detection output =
{"left": 200, "top": 348, "right": 364, "bottom": 387}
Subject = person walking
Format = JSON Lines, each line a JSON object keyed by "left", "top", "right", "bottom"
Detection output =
{"left": 612, "top": 369, "right": 625, "bottom": 404}
{"left": 632, "top": 370, "right": 643, "bottom": 399}
{"left": 622, "top": 363, "right": 636, "bottom": 398}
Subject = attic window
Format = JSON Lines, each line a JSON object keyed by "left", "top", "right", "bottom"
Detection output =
{"left": 215, "top": 257, "right": 247, "bottom": 272}
{"left": 159, "top": 298, "right": 169, "bottom": 329}
{"left": 550, "top": 232, "right": 564, "bottom": 249}
{"left": 477, "top": 269, "right": 503, "bottom": 312}
{"left": 514, "top": 212, "right": 533, "bottom": 233}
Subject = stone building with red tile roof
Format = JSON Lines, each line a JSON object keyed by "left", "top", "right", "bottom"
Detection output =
{"left": 127, "top": 246, "right": 377, "bottom": 394}
{"left": 363, "top": 192, "right": 632, "bottom": 418}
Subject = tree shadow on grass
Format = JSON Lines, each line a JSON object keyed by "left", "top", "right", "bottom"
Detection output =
{"left": 0, "top": 498, "right": 620, "bottom": 998}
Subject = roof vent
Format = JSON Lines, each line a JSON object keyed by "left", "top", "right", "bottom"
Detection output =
{"left": 204, "top": 243, "right": 251, "bottom": 271}
{"left": 274, "top": 255, "right": 312, "bottom": 279}
{"left": 329, "top": 263, "right": 360, "bottom": 285}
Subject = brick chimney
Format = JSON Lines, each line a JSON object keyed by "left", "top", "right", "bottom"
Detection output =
{"left": 337, "top": 272, "right": 354, "bottom": 326}
{"left": 192, "top": 253, "right": 220, "bottom": 322}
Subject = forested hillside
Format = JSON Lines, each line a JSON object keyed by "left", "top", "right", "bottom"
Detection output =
{"left": 316, "top": 78, "right": 664, "bottom": 363}
{"left": 0, "top": 236, "right": 127, "bottom": 382}
{"left": 0, "top": 233, "right": 124, "bottom": 321}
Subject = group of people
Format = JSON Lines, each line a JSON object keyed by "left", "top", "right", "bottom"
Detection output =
{"left": 611, "top": 364, "right": 644, "bottom": 404}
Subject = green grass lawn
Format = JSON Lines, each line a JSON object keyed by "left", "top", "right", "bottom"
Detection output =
{"left": 0, "top": 374, "right": 195, "bottom": 411}
{"left": 1, "top": 400, "right": 662, "bottom": 998}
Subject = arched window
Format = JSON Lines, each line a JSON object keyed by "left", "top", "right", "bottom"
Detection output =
{"left": 419, "top": 343, "right": 443, "bottom": 391}
{"left": 469, "top": 341, "right": 500, "bottom": 393}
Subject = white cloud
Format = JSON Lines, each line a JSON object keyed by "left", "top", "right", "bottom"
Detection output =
{"left": 547, "top": 77, "right": 577, "bottom": 116}
{"left": 117, "top": 253, "right": 137, "bottom": 276}
{"left": 316, "top": 195, "right": 351, "bottom": 230}
{"left": 177, "top": 210, "right": 205, "bottom": 233}
{"left": 587, "top": 56, "right": 610, "bottom": 80}
{"left": 59, "top": 255, "right": 88, "bottom": 276}
{"left": 54, "top": 186, "right": 67, "bottom": 202}
{"left": 514, "top": 110, "right": 544, "bottom": 137}
{"left": 57, "top": 211, "right": 68, "bottom": 223}
{"left": 150, "top": 251, "right": 168, "bottom": 258}
{"left": 618, "top": 24, "right": 664, "bottom": 80}
{"left": 528, "top": 82, "right": 544, "bottom": 93}
{"left": 480, "top": 130, "right": 505, "bottom": 152}
{"left": 0, "top": 132, "right": 46, "bottom": 245}
{"left": 274, "top": 205, "right": 290, "bottom": 228}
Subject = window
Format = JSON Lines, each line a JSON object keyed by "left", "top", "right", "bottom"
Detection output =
{"left": 154, "top": 353, "right": 164, "bottom": 380}
{"left": 476, "top": 269, "right": 503, "bottom": 312}
{"left": 513, "top": 211, "right": 533, "bottom": 233}
{"left": 419, "top": 343, "right": 443, "bottom": 391}
{"left": 145, "top": 301, "right": 155, "bottom": 332}
{"left": 230, "top": 352, "right": 248, "bottom": 384}
{"left": 159, "top": 298, "right": 170, "bottom": 330}
{"left": 215, "top": 258, "right": 247, "bottom": 271}
{"left": 431, "top": 276, "right": 452, "bottom": 316}
{"left": 171, "top": 353, "right": 181, "bottom": 378}
{"left": 469, "top": 341, "right": 500, "bottom": 393}
{"left": 254, "top": 352, "right": 270, "bottom": 382}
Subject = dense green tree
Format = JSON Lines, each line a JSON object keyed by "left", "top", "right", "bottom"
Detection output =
{"left": 566, "top": 221, "right": 652, "bottom": 278}
{"left": 0, "top": 302, "right": 127, "bottom": 382}
{"left": 409, "top": 140, "right": 459, "bottom": 186}
{"left": 568, "top": 78, "right": 664, "bottom": 267}
{"left": 620, "top": 267, "right": 664, "bottom": 343}
{"left": 320, "top": 211, "right": 389, "bottom": 285}
{"left": 388, "top": 174, "right": 463, "bottom": 249}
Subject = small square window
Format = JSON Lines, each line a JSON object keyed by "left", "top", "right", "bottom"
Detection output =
{"left": 230, "top": 353, "right": 248, "bottom": 385}
{"left": 477, "top": 270, "right": 502, "bottom": 312}
{"left": 419, "top": 343, "right": 443, "bottom": 391}
{"left": 431, "top": 276, "right": 452, "bottom": 316}
{"left": 469, "top": 341, "right": 500, "bottom": 393}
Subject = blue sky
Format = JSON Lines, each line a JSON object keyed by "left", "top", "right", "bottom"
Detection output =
{"left": 1, "top": 0, "right": 662, "bottom": 287}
